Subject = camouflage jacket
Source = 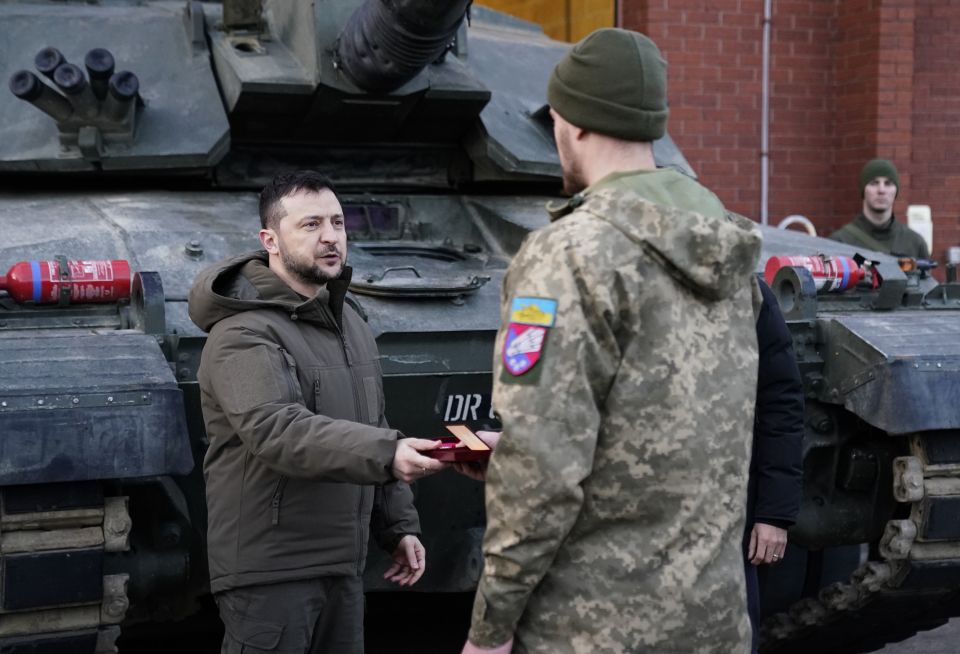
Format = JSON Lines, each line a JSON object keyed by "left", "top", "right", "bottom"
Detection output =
{"left": 468, "top": 187, "right": 762, "bottom": 654}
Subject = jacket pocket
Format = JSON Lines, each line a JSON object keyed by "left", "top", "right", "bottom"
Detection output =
{"left": 278, "top": 348, "right": 304, "bottom": 404}
{"left": 217, "top": 593, "right": 284, "bottom": 651}
{"left": 270, "top": 477, "right": 289, "bottom": 526}
{"left": 362, "top": 376, "right": 382, "bottom": 425}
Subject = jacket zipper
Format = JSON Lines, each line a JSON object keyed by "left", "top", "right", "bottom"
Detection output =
{"left": 278, "top": 348, "right": 298, "bottom": 401}
{"left": 272, "top": 349, "right": 295, "bottom": 525}
{"left": 356, "top": 489, "right": 364, "bottom": 574}
{"left": 331, "top": 322, "right": 367, "bottom": 573}
{"left": 270, "top": 477, "right": 289, "bottom": 526}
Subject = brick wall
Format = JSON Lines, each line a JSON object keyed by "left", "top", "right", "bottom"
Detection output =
{"left": 912, "top": 2, "right": 960, "bottom": 262}
{"left": 624, "top": 0, "right": 836, "bottom": 225}
{"left": 620, "top": 0, "right": 960, "bottom": 265}
{"left": 487, "top": 1, "right": 960, "bottom": 264}
{"left": 767, "top": 0, "right": 836, "bottom": 227}
{"left": 623, "top": 1, "right": 763, "bottom": 217}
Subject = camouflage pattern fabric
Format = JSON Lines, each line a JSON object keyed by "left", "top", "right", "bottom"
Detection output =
{"left": 468, "top": 187, "right": 762, "bottom": 654}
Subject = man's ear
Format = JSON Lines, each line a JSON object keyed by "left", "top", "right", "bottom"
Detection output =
{"left": 259, "top": 228, "right": 279, "bottom": 254}
{"left": 573, "top": 124, "right": 588, "bottom": 141}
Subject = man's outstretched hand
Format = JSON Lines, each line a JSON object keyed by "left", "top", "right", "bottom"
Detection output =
{"left": 452, "top": 431, "right": 501, "bottom": 482}
{"left": 392, "top": 438, "right": 448, "bottom": 483}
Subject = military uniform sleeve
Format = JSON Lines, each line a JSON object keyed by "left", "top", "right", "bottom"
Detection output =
{"left": 201, "top": 324, "right": 398, "bottom": 484}
{"left": 468, "top": 222, "right": 623, "bottom": 646}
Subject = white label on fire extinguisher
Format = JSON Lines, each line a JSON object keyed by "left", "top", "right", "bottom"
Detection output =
{"left": 45, "top": 260, "right": 117, "bottom": 302}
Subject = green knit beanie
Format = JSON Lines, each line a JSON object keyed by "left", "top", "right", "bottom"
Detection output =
{"left": 860, "top": 159, "right": 899, "bottom": 195}
{"left": 548, "top": 28, "right": 668, "bottom": 142}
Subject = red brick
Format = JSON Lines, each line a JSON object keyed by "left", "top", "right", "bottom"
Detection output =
{"left": 719, "top": 12, "right": 761, "bottom": 27}
{"left": 620, "top": 0, "right": 960, "bottom": 250}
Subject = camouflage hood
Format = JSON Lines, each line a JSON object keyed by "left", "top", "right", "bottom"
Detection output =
{"left": 579, "top": 187, "right": 762, "bottom": 301}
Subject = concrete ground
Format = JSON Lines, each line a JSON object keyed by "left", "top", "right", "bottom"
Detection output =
{"left": 871, "top": 618, "right": 960, "bottom": 654}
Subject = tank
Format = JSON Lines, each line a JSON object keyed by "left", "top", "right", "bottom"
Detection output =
{"left": 753, "top": 240, "right": 960, "bottom": 653}
{"left": 0, "top": 2, "right": 958, "bottom": 653}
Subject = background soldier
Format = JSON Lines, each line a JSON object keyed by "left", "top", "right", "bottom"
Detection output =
{"left": 461, "top": 29, "right": 761, "bottom": 654}
{"left": 829, "top": 159, "right": 930, "bottom": 258}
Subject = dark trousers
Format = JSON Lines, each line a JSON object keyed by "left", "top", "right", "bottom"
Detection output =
{"left": 216, "top": 577, "right": 364, "bottom": 654}
{"left": 741, "top": 524, "right": 761, "bottom": 654}
{"left": 743, "top": 558, "right": 761, "bottom": 654}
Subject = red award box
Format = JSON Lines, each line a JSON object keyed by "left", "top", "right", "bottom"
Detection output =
{"left": 423, "top": 437, "right": 491, "bottom": 462}
{"left": 423, "top": 425, "right": 492, "bottom": 462}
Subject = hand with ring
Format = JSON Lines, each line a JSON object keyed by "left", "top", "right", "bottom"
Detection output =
{"left": 391, "top": 438, "right": 448, "bottom": 483}
{"left": 748, "top": 522, "right": 788, "bottom": 565}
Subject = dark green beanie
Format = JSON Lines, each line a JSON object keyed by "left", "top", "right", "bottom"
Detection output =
{"left": 548, "top": 28, "right": 668, "bottom": 142}
{"left": 860, "top": 159, "right": 899, "bottom": 194}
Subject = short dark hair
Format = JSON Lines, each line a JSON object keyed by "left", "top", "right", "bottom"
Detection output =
{"left": 258, "top": 170, "right": 340, "bottom": 230}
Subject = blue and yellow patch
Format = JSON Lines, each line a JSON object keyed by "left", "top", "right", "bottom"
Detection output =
{"left": 509, "top": 297, "right": 557, "bottom": 327}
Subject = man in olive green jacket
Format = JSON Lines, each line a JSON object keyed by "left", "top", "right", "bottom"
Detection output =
{"left": 462, "top": 29, "right": 759, "bottom": 654}
{"left": 830, "top": 159, "right": 930, "bottom": 259}
{"left": 189, "top": 170, "right": 446, "bottom": 654}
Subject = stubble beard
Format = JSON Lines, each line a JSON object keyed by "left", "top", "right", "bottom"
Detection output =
{"left": 556, "top": 129, "right": 587, "bottom": 195}
{"left": 278, "top": 239, "right": 345, "bottom": 287}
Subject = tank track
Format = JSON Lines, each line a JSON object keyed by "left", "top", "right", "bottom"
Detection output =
{"left": 761, "top": 431, "right": 960, "bottom": 653}
{"left": 0, "top": 492, "right": 132, "bottom": 653}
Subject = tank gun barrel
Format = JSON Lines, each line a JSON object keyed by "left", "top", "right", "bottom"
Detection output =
{"left": 337, "top": 0, "right": 472, "bottom": 93}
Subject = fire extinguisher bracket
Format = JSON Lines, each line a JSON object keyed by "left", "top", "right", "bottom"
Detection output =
{"left": 55, "top": 254, "right": 71, "bottom": 307}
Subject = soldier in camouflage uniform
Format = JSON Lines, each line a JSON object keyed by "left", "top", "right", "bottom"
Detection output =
{"left": 461, "top": 29, "right": 761, "bottom": 654}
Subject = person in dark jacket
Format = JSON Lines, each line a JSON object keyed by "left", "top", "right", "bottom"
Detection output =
{"left": 189, "top": 170, "right": 448, "bottom": 654}
{"left": 744, "top": 278, "right": 805, "bottom": 652}
{"left": 829, "top": 159, "right": 930, "bottom": 259}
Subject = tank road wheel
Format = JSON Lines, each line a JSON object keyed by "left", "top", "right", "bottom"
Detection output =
{"left": 0, "top": 486, "right": 132, "bottom": 653}
{"left": 760, "top": 431, "right": 960, "bottom": 653}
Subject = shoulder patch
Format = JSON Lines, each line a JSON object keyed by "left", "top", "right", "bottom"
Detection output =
{"left": 509, "top": 297, "right": 557, "bottom": 326}
{"left": 503, "top": 297, "right": 557, "bottom": 376}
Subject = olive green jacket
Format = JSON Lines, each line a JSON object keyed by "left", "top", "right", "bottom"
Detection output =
{"left": 469, "top": 187, "right": 760, "bottom": 654}
{"left": 830, "top": 213, "right": 930, "bottom": 259}
{"left": 189, "top": 252, "right": 418, "bottom": 594}
{"left": 589, "top": 167, "right": 726, "bottom": 218}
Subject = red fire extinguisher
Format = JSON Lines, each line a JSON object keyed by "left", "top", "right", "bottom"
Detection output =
{"left": 764, "top": 254, "right": 867, "bottom": 292}
{"left": 0, "top": 258, "right": 131, "bottom": 305}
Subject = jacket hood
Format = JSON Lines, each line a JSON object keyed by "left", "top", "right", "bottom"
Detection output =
{"left": 188, "top": 251, "right": 352, "bottom": 332}
{"left": 581, "top": 188, "right": 762, "bottom": 300}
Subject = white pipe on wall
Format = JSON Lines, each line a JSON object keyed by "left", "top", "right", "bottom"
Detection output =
{"left": 760, "top": 0, "right": 772, "bottom": 225}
